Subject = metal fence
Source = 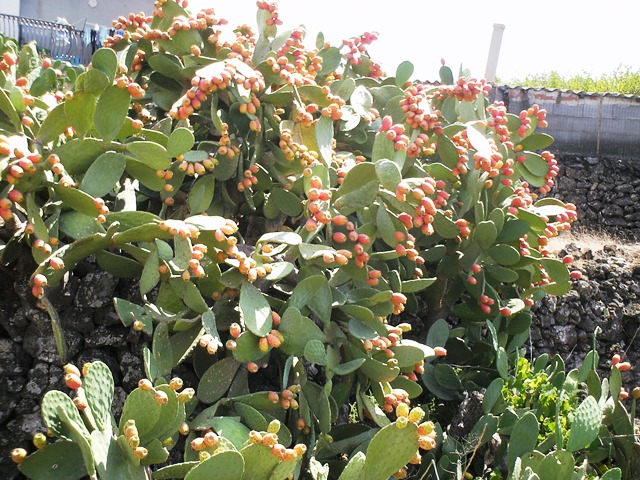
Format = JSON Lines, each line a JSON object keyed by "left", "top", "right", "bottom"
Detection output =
{"left": 0, "top": 13, "right": 89, "bottom": 64}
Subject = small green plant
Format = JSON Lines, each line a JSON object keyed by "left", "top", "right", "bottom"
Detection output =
{"left": 12, "top": 361, "right": 189, "bottom": 479}
{"left": 502, "top": 66, "right": 640, "bottom": 95}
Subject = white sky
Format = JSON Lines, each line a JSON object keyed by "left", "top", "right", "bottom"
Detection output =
{"left": 186, "top": 0, "right": 640, "bottom": 82}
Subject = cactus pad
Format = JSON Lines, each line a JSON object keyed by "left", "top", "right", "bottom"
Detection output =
{"left": 83, "top": 361, "right": 115, "bottom": 431}
{"left": 362, "top": 421, "right": 418, "bottom": 480}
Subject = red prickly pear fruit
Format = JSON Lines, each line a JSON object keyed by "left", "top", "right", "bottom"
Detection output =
{"left": 64, "top": 373, "right": 82, "bottom": 390}
{"left": 434, "top": 347, "right": 447, "bottom": 357}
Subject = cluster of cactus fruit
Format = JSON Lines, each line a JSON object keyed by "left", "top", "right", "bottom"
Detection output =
{"left": 2, "top": 0, "right": 637, "bottom": 478}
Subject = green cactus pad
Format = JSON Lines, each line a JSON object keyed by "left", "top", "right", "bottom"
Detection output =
{"left": 19, "top": 441, "right": 88, "bottom": 480}
{"left": 118, "top": 388, "right": 162, "bottom": 444}
{"left": 567, "top": 395, "right": 601, "bottom": 452}
{"left": 234, "top": 402, "right": 268, "bottom": 432}
{"left": 268, "top": 457, "right": 299, "bottom": 480}
{"left": 277, "top": 307, "right": 324, "bottom": 356}
{"left": 240, "top": 444, "right": 280, "bottom": 480}
{"left": 182, "top": 450, "right": 244, "bottom": 480}
{"left": 41, "top": 390, "right": 91, "bottom": 440}
{"left": 507, "top": 412, "right": 539, "bottom": 470}
{"left": 153, "top": 461, "right": 199, "bottom": 479}
{"left": 362, "top": 421, "right": 418, "bottom": 480}
{"left": 198, "top": 357, "right": 241, "bottom": 404}
{"left": 145, "top": 385, "right": 183, "bottom": 443}
{"left": 212, "top": 416, "right": 251, "bottom": 450}
{"left": 83, "top": 361, "right": 115, "bottom": 431}
{"left": 304, "top": 340, "right": 328, "bottom": 365}
{"left": 338, "top": 451, "right": 366, "bottom": 480}
{"left": 233, "top": 331, "right": 269, "bottom": 363}
{"left": 141, "top": 438, "right": 170, "bottom": 465}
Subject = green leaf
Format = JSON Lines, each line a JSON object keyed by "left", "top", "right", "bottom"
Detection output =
{"left": 439, "top": 65, "right": 454, "bottom": 84}
{"left": 375, "top": 159, "right": 402, "bottom": 190}
{"left": 350, "top": 85, "right": 373, "bottom": 117}
{"left": 496, "top": 347, "right": 509, "bottom": 379}
{"left": 240, "top": 281, "right": 273, "bottom": 337}
{"left": 0, "top": 88, "right": 21, "bottom": 129}
{"left": 489, "top": 244, "right": 520, "bottom": 266}
{"left": 401, "top": 278, "right": 436, "bottom": 293}
{"left": 125, "top": 158, "right": 165, "bottom": 191}
{"left": 64, "top": 92, "right": 96, "bottom": 137}
{"left": 140, "top": 245, "right": 160, "bottom": 295}
{"left": 185, "top": 450, "right": 244, "bottom": 480}
{"left": 37, "top": 103, "right": 68, "bottom": 144}
{"left": 188, "top": 175, "right": 215, "bottom": 214}
{"left": 30, "top": 68, "right": 57, "bottom": 97}
{"left": 363, "top": 422, "right": 418, "bottom": 480}
{"left": 79, "top": 152, "right": 126, "bottom": 197}
{"left": 127, "top": 141, "right": 171, "bottom": 170}
{"left": 483, "top": 378, "right": 504, "bottom": 414}
{"left": 304, "top": 339, "right": 327, "bottom": 365}
{"left": 519, "top": 133, "right": 554, "bottom": 151}
{"left": 474, "top": 220, "right": 498, "bottom": 250}
{"left": 507, "top": 412, "right": 539, "bottom": 470}
{"left": 198, "top": 357, "right": 241, "bottom": 404}
{"left": 316, "top": 116, "right": 334, "bottom": 165}
{"left": 426, "top": 318, "right": 449, "bottom": 347}
{"left": 522, "top": 152, "right": 550, "bottom": 177}
{"left": 91, "top": 48, "right": 118, "bottom": 83}
{"left": 53, "top": 185, "right": 97, "bottom": 217}
{"left": 167, "top": 127, "right": 195, "bottom": 157}
{"left": 318, "top": 47, "right": 342, "bottom": 75}
{"left": 19, "top": 441, "right": 88, "bottom": 480}
{"left": 333, "top": 163, "right": 379, "bottom": 215}
{"left": 567, "top": 395, "right": 601, "bottom": 452}
{"left": 432, "top": 212, "right": 459, "bottom": 238}
{"left": 94, "top": 86, "right": 131, "bottom": 141}
{"left": 395, "top": 61, "right": 414, "bottom": 87}
{"left": 278, "top": 307, "right": 324, "bottom": 356}
{"left": 288, "top": 275, "right": 332, "bottom": 325}
{"left": 270, "top": 188, "right": 303, "bottom": 217}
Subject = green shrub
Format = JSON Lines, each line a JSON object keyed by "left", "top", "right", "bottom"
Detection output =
{"left": 2, "top": 1, "right": 623, "bottom": 478}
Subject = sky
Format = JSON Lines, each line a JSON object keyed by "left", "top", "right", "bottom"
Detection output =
{"left": 186, "top": 0, "right": 640, "bottom": 82}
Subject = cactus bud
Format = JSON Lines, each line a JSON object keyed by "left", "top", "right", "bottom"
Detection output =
{"left": 169, "top": 377, "right": 183, "bottom": 391}
{"left": 161, "top": 437, "right": 173, "bottom": 447}
{"left": 249, "top": 430, "right": 263, "bottom": 444}
{"left": 33, "top": 433, "right": 47, "bottom": 449}
{"left": 191, "top": 437, "right": 206, "bottom": 451}
{"left": 396, "top": 416, "right": 408, "bottom": 429}
{"left": 262, "top": 432, "right": 278, "bottom": 447}
{"left": 177, "top": 388, "right": 195, "bottom": 403}
{"left": 63, "top": 364, "right": 81, "bottom": 377}
{"left": 434, "top": 346, "right": 447, "bottom": 357}
{"left": 271, "top": 443, "right": 286, "bottom": 459}
{"left": 408, "top": 407, "right": 425, "bottom": 424}
{"left": 417, "top": 421, "right": 435, "bottom": 436}
{"left": 64, "top": 373, "right": 82, "bottom": 390}
{"left": 267, "top": 419, "right": 281, "bottom": 434}
{"left": 268, "top": 391, "right": 279, "bottom": 404}
{"left": 396, "top": 403, "right": 410, "bottom": 418}
{"left": 179, "top": 422, "right": 190, "bottom": 436}
{"left": 10, "top": 448, "right": 27, "bottom": 464}
{"left": 199, "top": 451, "right": 211, "bottom": 462}
{"left": 138, "top": 379, "right": 153, "bottom": 391}
{"left": 73, "top": 396, "right": 88, "bottom": 411}
{"left": 154, "top": 390, "right": 169, "bottom": 405}
{"left": 418, "top": 435, "right": 436, "bottom": 450}
{"left": 203, "top": 431, "right": 218, "bottom": 446}
{"left": 133, "top": 447, "right": 148, "bottom": 459}
{"left": 128, "top": 435, "right": 140, "bottom": 449}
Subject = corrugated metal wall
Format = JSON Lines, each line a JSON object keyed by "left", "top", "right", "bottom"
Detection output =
{"left": 493, "top": 86, "right": 640, "bottom": 158}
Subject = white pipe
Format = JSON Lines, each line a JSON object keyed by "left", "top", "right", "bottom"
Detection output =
{"left": 485, "top": 23, "right": 505, "bottom": 83}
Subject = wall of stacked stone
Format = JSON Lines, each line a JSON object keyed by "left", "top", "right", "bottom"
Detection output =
{"left": 550, "top": 154, "right": 640, "bottom": 239}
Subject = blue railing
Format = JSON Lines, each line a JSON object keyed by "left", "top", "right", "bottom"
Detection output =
{"left": 0, "top": 13, "right": 90, "bottom": 64}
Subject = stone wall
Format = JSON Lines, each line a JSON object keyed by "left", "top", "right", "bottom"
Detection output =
{"left": 550, "top": 154, "right": 640, "bottom": 239}
{"left": 0, "top": 257, "right": 149, "bottom": 479}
